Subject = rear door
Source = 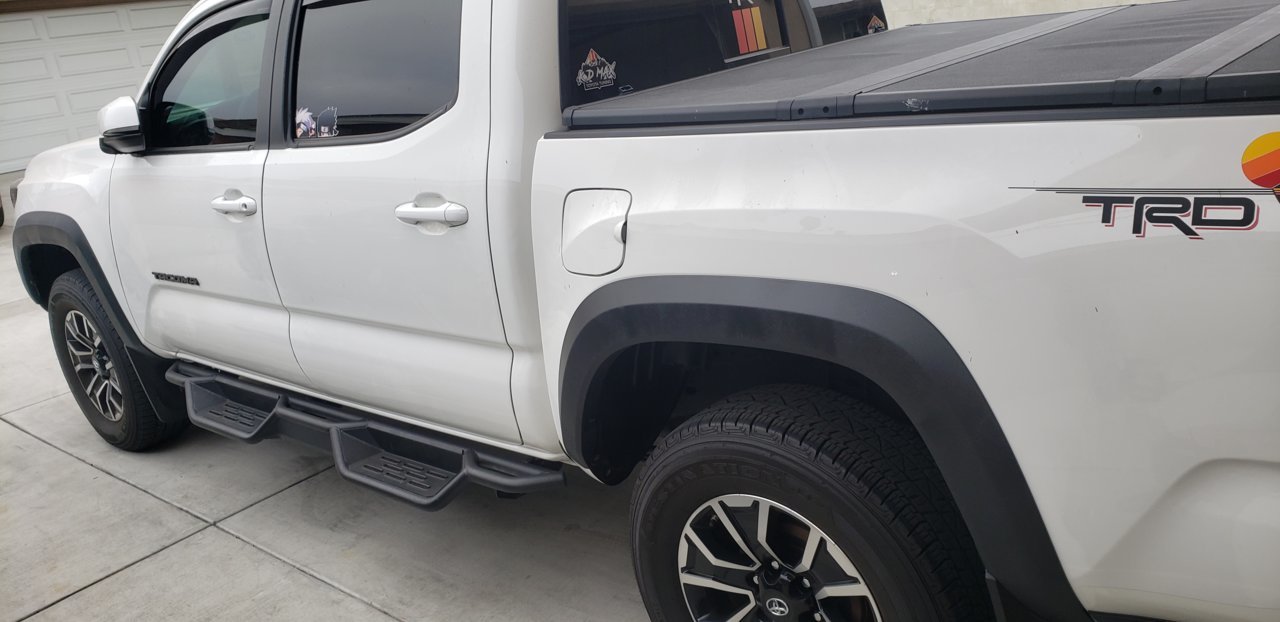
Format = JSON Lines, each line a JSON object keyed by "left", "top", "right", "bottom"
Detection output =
{"left": 111, "top": 0, "right": 308, "bottom": 385}
{"left": 261, "top": 0, "right": 520, "bottom": 442}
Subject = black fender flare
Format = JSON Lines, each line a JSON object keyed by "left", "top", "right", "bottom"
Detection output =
{"left": 13, "top": 211, "right": 184, "bottom": 421}
{"left": 560, "top": 276, "right": 1088, "bottom": 622}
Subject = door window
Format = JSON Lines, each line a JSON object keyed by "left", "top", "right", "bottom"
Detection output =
{"left": 291, "top": 0, "right": 463, "bottom": 142}
{"left": 150, "top": 0, "right": 270, "bottom": 150}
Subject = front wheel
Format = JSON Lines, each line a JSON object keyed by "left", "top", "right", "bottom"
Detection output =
{"left": 630, "top": 385, "right": 993, "bottom": 622}
{"left": 47, "top": 269, "right": 186, "bottom": 450}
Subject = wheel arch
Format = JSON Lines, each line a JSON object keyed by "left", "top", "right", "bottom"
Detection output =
{"left": 13, "top": 211, "right": 184, "bottom": 421}
{"left": 559, "top": 275, "right": 1089, "bottom": 622}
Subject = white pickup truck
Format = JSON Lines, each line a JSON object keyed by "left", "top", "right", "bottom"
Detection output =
{"left": 12, "top": 0, "right": 1280, "bottom": 620}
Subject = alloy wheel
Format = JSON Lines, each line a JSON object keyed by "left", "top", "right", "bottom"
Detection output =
{"left": 678, "top": 494, "right": 881, "bottom": 622}
{"left": 63, "top": 309, "right": 125, "bottom": 422}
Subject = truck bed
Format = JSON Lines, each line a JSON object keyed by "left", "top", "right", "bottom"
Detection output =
{"left": 563, "top": 0, "right": 1280, "bottom": 129}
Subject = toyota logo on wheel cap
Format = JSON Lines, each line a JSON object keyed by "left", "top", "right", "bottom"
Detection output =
{"left": 764, "top": 597, "right": 789, "bottom": 616}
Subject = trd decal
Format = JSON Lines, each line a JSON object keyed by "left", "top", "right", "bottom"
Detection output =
{"left": 1083, "top": 196, "right": 1258, "bottom": 240}
{"left": 152, "top": 272, "right": 200, "bottom": 286}
{"left": 1010, "top": 132, "right": 1275, "bottom": 240}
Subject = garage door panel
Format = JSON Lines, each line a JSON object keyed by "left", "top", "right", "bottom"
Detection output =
{"left": 127, "top": 4, "right": 191, "bottom": 30}
{"left": 0, "top": 1, "right": 195, "bottom": 174}
{"left": 0, "top": 18, "right": 39, "bottom": 44}
{"left": 0, "top": 56, "right": 52, "bottom": 84}
{"left": 45, "top": 11, "right": 123, "bottom": 39}
{"left": 56, "top": 47, "right": 133, "bottom": 76}
{"left": 0, "top": 95, "right": 62, "bottom": 124}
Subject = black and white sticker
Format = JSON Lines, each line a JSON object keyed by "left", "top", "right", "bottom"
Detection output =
{"left": 576, "top": 48, "right": 617, "bottom": 91}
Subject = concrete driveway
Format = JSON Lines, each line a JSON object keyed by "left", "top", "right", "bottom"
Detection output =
{"left": 0, "top": 224, "right": 648, "bottom": 621}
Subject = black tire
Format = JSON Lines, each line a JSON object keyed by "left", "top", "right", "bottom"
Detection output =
{"left": 631, "top": 384, "right": 993, "bottom": 622}
{"left": 48, "top": 269, "right": 186, "bottom": 450}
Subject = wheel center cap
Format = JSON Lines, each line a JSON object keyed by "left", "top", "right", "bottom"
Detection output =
{"left": 764, "top": 597, "right": 790, "bottom": 617}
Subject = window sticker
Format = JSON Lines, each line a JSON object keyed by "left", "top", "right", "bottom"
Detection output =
{"left": 576, "top": 48, "right": 617, "bottom": 91}
{"left": 868, "top": 15, "right": 887, "bottom": 33}
{"left": 730, "top": 3, "right": 767, "bottom": 55}
{"left": 316, "top": 106, "right": 339, "bottom": 137}
{"left": 295, "top": 106, "right": 339, "bottom": 138}
{"left": 296, "top": 107, "right": 315, "bottom": 138}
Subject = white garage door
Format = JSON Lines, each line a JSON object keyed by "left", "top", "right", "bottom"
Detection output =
{"left": 0, "top": 1, "right": 194, "bottom": 173}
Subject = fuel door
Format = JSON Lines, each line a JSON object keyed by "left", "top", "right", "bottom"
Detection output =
{"left": 561, "top": 189, "right": 632, "bottom": 276}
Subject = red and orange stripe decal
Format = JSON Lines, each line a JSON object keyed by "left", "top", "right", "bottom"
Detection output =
{"left": 732, "top": 7, "right": 768, "bottom": 55}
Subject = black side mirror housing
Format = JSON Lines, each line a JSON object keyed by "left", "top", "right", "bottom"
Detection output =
{"left": 100, "top": 126, "right": 146, "bottom": 155}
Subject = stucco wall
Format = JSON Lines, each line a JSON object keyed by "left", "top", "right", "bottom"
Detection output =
{"left": 884, "top": 0, "right": 1168, "bottom": 27}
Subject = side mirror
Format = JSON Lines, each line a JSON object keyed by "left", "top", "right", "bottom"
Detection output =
{"left": 98, "top": 96, "right": 145, "bottom": 155}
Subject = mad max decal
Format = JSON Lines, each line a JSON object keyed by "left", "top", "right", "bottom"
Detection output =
{"left": 576, "top": 49, "right": 617, "bottom": 91}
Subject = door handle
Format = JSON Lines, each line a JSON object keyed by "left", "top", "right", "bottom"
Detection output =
{"left": 211, "top": 194, "right": 257, "bottom": 216}
{"left": 394, "top": 201, "right": 468, "bottom": 227}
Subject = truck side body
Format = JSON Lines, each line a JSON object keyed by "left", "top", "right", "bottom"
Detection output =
{"left": 12, "top": 0, "right": 1280, "bottom": 621}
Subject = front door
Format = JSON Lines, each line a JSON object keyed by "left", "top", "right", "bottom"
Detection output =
{"left": 111, "top": 0, "right": 308, "bottom": 386}
{"left": 262, "top": 0, "right": 519, "bottom": 442}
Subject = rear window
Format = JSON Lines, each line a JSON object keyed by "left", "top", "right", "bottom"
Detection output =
{"left": 562, "top": 0, "right": 887, "bottom": 108}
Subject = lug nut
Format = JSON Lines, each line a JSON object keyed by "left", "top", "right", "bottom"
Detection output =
{"left": 770, "top": 560, "right": 780, "bottom": 570}
{"left": 814, "top": 614, "right": 823, "bottom": 621}
{"left": 751, "top": 575, "right": 759, "bottom": 584}
{"left": 801, "top": 577, "right": 811, "bottom": 589}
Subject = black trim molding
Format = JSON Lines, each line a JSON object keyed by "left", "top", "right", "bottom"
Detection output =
{"left": 560, "top": 276, "right": 1091, "bottom": 622}
{"left": 13, "top": 212, "right": 185, "bottom": 422}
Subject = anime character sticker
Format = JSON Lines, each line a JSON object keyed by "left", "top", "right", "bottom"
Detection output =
{"left": 296, "top": 107, "right": 316, "bottom": 138}
{"left": 295, "top": 106, "right": 340, "bottom": 138}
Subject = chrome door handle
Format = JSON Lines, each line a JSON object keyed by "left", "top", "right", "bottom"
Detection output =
{"left": 394, "top": 201, "right": 468, "bottom": 227}
{"left": 211, "top": 194, "right": 257, "bottom": 216}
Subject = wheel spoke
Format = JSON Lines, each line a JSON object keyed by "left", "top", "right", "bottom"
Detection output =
{"left": 755, "top": 499, "right": 783, "bottom": 563}
{"left": 680, "top": 571, "right": 754, "bottom": 595}
{"left": 66, "top": 313, "right": 95, "bottom": 350}
{"left": 93, "top": 375, "right": 110, "bottom": 403}
{"left": 794, "top": 526, "right": 822, "bottom": 573}
{"left": 684, "top": 527, "right": 757, "bottom": 572}
{"left": 711, "top": 501, "right": 762, "bottom": 568}
{"left": 679, "top": 572, "right": 756, "bottom": 622}
{"left": 66, "top": 340, "right": 94, "bottom": 358}
{"left": 86, "top": 375, "right": 104, "bottom": 399}
{"left": 107, "top": 390, "right": 125, "bottom": 420}
{"left": 815, "top": 580, "right": 872, "bottom": 599}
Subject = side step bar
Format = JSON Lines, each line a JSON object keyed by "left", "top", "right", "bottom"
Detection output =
{"left": 165, "top": 362, "right": 565, "bottom": 510}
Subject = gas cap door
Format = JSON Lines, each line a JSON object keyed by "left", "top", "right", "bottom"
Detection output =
{"left": 561, "top": 189, "right": 632, "bottom": 276}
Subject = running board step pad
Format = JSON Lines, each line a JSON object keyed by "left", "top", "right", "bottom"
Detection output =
{"left": 165, "top": 363, "right": 564, "bottom": 510}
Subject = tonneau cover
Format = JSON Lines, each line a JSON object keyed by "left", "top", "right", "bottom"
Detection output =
{"left": 564, "top": 0, "right": 1280, "bottom": 129}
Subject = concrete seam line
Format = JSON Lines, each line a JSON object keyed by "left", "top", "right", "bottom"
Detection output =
{"left": 1, "top": 416, "right": 210, "bottom": 525}
{"left": 213, "top": 524, "right": 407, "bottom": 622}
{"left": 14, "top": 525, "right": 212, "bottom": 621}
{"left": 0, "top": 391, "right": 72, "bottom": 421}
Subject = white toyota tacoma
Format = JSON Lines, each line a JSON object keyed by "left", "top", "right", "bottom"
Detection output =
{"left": 12, "top": 0, "right": 1280, "bottom": 620}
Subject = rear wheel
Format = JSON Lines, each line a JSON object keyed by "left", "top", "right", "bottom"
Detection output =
{"left": 48, "top": 269, "right": 186, "bottom": 450}
{"left": 630, "top": 385, "right": 993, "bottom": 622}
